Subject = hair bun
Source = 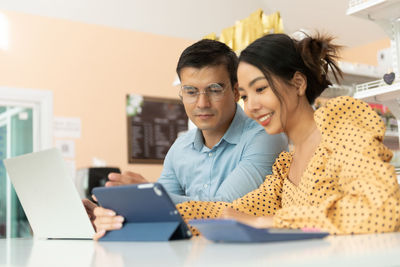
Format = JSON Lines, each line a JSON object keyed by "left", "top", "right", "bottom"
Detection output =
{"left": 296, "top": 33, "right": 343, "bottom": 87}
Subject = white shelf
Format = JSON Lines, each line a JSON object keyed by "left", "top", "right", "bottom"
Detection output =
{"left": 322, "top": 85, "right": 353, "bottom": 98}
{"left": 383, "top": 130, "right": 399, "bottom": 151}
{"left": 353, "top": 80, "right": 400, "bottom": 102}
{"left": 339, "top": 61, "right": 381, "bottom": 79}
{"left": 336, "top": 61, "right": 381, "bottom": 85}
{"left": 347, "top": 0, "right": 400, "bottom": 21}
{"left": 386, "top": 130, "right": 399, "bottom": 136}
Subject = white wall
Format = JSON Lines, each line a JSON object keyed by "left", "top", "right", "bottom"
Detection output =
{"left": 0, "top": 0, "right": 387, "bottom": 46}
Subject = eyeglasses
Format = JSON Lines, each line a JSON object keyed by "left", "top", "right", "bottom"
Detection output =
{"left": 179, "top": 83, "right": 227, "bottom": 104}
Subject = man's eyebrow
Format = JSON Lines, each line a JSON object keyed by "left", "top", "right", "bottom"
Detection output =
{"left": 181, "top": 85, "right": 197, "bottom": 89}
{"left": 249, "top": 77, "right": 266, "bottom": 87}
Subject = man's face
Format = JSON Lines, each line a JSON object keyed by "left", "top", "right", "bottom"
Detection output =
{"left": 179, "top": 65, "right": 239, "bottom": 135}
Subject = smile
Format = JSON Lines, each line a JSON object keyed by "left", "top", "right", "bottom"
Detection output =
{"left": 258, "top": 113, "right": 273, "bottom": 126}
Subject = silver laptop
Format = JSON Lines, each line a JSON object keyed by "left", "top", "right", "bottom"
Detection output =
{"left": 3, "top": 148, "right": 95, "bottom": 239}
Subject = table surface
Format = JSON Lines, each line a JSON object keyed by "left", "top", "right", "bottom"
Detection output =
{"left": 1, "top": 233, "right": 400, "bottom": 267}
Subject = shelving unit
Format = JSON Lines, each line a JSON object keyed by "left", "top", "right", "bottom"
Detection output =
{"left": 347, "top": 0, "right": 400, "bottom": 180}
{"left": 348, "top": 0, "right": 400, "bottom": 144}
{"left": 322, "top": 61, "right": 381, "bottom": 98}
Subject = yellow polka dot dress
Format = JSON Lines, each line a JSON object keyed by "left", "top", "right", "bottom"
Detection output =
{"left": 177, "top": 96, "right": 400, "bottom": 235}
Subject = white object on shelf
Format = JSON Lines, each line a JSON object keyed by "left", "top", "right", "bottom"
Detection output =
{"left": 377, "top": 47, "right": 393, "bottom": 74}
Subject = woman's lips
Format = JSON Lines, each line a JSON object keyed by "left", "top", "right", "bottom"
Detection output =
{"left": 258, "top": 113, "right": 273, "bottom": 127}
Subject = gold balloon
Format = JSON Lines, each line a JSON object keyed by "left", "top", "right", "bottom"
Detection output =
{"left": 203, "top": 9, "right": 284, "bottom": 53}
{"left": 203, "top": 32, "right": 217, "bottom": 41}
{"left": 219, "top": 26, "right": 236, "bottom": 51}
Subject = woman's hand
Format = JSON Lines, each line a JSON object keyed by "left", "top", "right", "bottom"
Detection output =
{"left": 93, "top": 206, "right": 124, "bottom": 241}
{"left": 220, "top": 207, "right": 274, "bottom": 228}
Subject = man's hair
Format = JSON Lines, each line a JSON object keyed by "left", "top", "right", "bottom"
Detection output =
{"left": 176, "top": 39, "right": 238, "bottom": 88}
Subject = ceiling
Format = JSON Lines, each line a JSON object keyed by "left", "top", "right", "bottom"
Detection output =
{"left": 0, "top": 0, "right": 388, "bottom": 48}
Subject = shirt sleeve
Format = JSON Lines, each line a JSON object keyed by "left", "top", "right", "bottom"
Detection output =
{"left": 177, "top": 154, "right": 288, "bottom": 235}
{"left": 157, "top": 143, "right": 185, "bottom": 200}
{"left": 203, "top": 131, "right": 288, "bottom": 202}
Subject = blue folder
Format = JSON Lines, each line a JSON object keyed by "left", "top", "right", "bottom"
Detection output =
{"left": 92, "top": 183, "right": 192, "bottom": 241}
{"left": 189, "top": 219, "right": 329, "bottom": 243}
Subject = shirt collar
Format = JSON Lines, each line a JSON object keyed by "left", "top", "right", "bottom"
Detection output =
{"left": 193, "top": 129, "right": 204, "bottom": 151}
{"left": 191, "top": 104, "right": 245, "bottom": 151}
{"left": 222, "top": 104, "right": 246, "bottom": 145}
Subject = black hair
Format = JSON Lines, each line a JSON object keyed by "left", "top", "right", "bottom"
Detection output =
{"left": 239, "top": 33, "right": 342, "bottom": 105}
{"left": 176, "top": 39, "right": 238, "bottom": 88}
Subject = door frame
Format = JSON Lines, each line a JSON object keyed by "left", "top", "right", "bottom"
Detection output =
{"left": 0, "top": 87, "right": 53, "bottom": 239}
{"left": 0, "top": 87, "right": 53, "bottom": 150}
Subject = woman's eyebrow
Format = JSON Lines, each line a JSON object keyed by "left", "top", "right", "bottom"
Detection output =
{"left": 249, "top": 76, "right": 266, "bottom": 87}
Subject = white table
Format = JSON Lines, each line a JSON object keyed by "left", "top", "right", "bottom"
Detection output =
{"left": 1, "top": 233, "right": 400, "bottom": 267}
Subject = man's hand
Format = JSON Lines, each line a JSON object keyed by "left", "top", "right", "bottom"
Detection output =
{"left": 93, "top": 206, "right": 125, "bottom": 241}
{"left": 220, "top": 207, "right": 274, "bottom": 229}
{"left": 106, "top": 171, "right": 148, "bottom": 187}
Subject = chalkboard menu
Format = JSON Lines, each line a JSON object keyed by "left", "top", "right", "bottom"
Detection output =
{"left": 127, "top": 95, "right": 188, "bottom": 164}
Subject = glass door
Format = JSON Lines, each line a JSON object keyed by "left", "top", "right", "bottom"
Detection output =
{"left": 0, "top": 106, "right": 34, "bottom": 238}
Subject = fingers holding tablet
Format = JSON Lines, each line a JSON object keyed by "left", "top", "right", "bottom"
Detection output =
{"left": 93, "top": 206, "right": 124, "bottom": 241}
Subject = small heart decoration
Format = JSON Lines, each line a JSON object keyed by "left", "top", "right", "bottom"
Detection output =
{"left": 383, "top": 72, "right": 395, "bottom": 85}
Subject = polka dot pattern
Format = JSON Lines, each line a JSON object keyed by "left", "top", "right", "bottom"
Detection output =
{"left": 177, "top": 96, "right": 400, "bottom": 235}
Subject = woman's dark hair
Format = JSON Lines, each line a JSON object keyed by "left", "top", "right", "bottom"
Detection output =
{"left": 176, "top": 39, "right": 238, "bottom": 88}
{"left": 239, "top": 33, "right": 342, "bottom": 105}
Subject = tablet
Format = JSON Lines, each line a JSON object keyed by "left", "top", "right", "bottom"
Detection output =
{"left": 189, "top": 219, "right": 329, "bottom": 243}
{"left": 92, "top": 183, "right": 192, "bottom": 241}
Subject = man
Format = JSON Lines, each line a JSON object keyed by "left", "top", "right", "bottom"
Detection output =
{"left": 90, "top": 39, "right": 287, "bottom": 239}
{"left": 105, "top": 39, "right": 287, "bottom": 204}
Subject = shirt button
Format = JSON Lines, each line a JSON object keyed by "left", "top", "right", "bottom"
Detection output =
{"left": 208, "top": 152, "right": 213, "bottom": 157}
{"left": 204, "top": 184, "right": 208, "bottom": 189}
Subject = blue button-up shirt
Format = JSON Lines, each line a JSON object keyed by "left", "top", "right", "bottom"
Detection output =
{"left": 158, "top": 104, "right": 288, "bottom": 204}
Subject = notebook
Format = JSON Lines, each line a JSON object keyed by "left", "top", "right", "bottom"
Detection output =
{"left": 189, "top": 219, "right": 329, "bottom": 243}
{"left": 3, "top": 148, "right": 95, "bottom": 239}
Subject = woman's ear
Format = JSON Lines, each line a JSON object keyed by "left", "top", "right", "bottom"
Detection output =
{"left": 292, "top": 72, "right": 307, "bottom": 96}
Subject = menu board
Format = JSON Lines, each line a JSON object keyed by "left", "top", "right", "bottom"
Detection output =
{"left": 127, "top": 95, "right": 188, "bottom": 164}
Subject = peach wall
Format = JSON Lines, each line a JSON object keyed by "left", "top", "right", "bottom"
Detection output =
{"left": 340, "top": 38, "right": 391, "bottom": 65}
{"left": 0, "top": 10, "right": 193, "bottom": 181}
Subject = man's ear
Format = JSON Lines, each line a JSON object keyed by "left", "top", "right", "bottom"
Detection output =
{"left": 292, "top": 72, "right": 307, "bottom": 96}
{"left": 233, "top": 83, "right": 240, "bottom": 102}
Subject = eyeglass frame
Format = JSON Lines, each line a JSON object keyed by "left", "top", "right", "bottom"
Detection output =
{"left": 178, "top": 83, "right": 228, "bottom": 104}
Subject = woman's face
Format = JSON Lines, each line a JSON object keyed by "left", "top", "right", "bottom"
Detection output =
{"left": 237, "top": 62, "right": 299, "bottom": 135}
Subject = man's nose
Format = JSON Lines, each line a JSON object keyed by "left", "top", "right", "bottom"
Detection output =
{"left": 196, "top": 92, "right": 211, "bottom": 108}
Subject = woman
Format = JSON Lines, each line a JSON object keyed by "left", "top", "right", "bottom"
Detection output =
{"left": 176, "top": 33, "right": 400, "bottom": 235}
